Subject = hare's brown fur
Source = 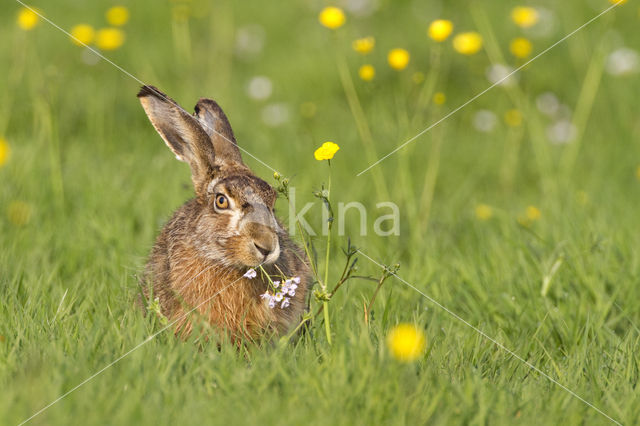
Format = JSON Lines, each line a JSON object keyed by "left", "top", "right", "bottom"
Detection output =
{"left": 137, "top": 86, "right": 310, "bottom": 342}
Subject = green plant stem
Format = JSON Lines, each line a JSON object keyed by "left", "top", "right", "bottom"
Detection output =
{"left": 322, "top": 164, "right": 332, "bottom": 345}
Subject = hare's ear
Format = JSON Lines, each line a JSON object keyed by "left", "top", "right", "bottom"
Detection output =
{"left": 137, "top": 86, "right": 216, "bottom": 194}
{"left": 194, "top": 98, "right": 244, "bottom": 168}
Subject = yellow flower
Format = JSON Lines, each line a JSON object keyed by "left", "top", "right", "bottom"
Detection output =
{"left": 452, "top": 32, "right": 483, "bottom": 55}
{"left": 636, "top": 165, "right": 640, "bottom": 180}
{"left": 95, "top": 28, "right": 125, "bottom": 51}
{"left": 70, "top": 24, "right": 95, "bottom": 46}
{"left": 106, "top": 6, "right": 130, "bottom": 26}
{"left": 7, "top": 201, "right": 32, "bottom": 226}
{"left": 318, "top": 6, "right": 345, "bottom": 30}
{"left": 17, "top": 7, "right": 39, "bottom": 31}
{"left": 428, "top": 19, "right": 453, "bottom": 42}
{"left": 510, "top": 37, "right": 532, "bottom": 59}
{"left": 387, "top": 323, "right": 426, "bottom": 362}
{"left": 433, "top": 92, "right": 446, "bottom": 105}
{"left": 511, "top": 7, "right": 539, "bottom": 28}
{"left": 504, "top": 109, "right": 523, "bottom": 127}
{"left": 526, "top": 205, "right": 541, "bottom": 221}
{"left": 609, "top": 0, "right": 627, "bottom": 4}
{"left": 358, "top": 64, "right": 375, "bottom": 81}
{"left": 352, "top": 36, "right": 375, "bottom": 54}
{"left": 314, "top": 142, "right": 340, "bottom": 161}
{"left": 388, "top": 48, "right": 410, "bottom": 71}
{"left": 475, "top": 204, "right": 493, "bottom": 220}
{"left": 0, "top": 138, "right": 10, "bottom": 167}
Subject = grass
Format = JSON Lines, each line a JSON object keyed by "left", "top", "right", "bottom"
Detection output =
{"left": 2, "top": 0, "right": 640, "bottom": 424}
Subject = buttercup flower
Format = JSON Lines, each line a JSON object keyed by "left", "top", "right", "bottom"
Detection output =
{"left": 352, "top": 36, "right": 375, "bottom": 54}
{"left": 70, "top": 24, "right": 95, "bottom": 46}
{"left": 453, "top": 32, "right": 483, "bottom": 55}
{"left": 475, "top": 204, "right": 493, "bottom": 220}
{"left": 17, "top": 7, "right": 39, "bottom": 30}
{"left": 95, "top": 28, "right": 125, "bottom": 50}
{"left": 358, "top": 64, "right": 375, "bottom": 81}
{"left": 432, "top": 92, "right": 446, "bottom": 105}
{"left": 526, "top": 206, "right": 541, "bottom": 221}
{"left": 243, "top": 268, "right": 257, "bottom": 279}
{"left": 106, "top": 6, "right": 130, "bottom": 26}
{"left": 504, "top": 109, "right": 523, "bottom": 127}
{"left": 387, "top": 323, "right": 426, "bottom": 362}
{"left": 0, "top": 138, "right": 10, "bottom": 167}
{"left": 318, "top": 6, "right": 346, "bottom": 30}
{"left": 428, "top": 19, "right": 453, "bottom": 42}
{"left": 314, "top": 141, "right": 340, "bottom": 161}
{"left": 510, "top": 37, "right": 532, "bottom": 59}
{"left": 511, "top": 7, "right": 539, "bottom": 28}
{"left": 388, "top": 48, "right": 410, "bottom": 70}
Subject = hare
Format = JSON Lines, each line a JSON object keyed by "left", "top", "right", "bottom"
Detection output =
{"left": 137, "top": 85, "right": 310, "bottom": 342}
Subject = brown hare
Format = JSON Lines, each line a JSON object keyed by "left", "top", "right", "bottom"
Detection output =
{"left": 137, "top": 85, "right": 310, "bottom": 342}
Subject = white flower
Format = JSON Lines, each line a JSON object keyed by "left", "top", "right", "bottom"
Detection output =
{"left": 486, "top": 64, "right": 517, "bottom": 87}
{"left": 246, "top": 76, "right": 273, "bottom": 101}
{"left": 536, "top": 92, "right": 560, "bottom": 117}
{"left": 606, "top": 48, "right": 640, "bottom": 77}
{"left": 281, "top": 297, "right": 291, "bottom": 309}
{"left": 274, "top": 292, "right": 284, "bottom": 302}
{"left": 261, "top": 103, "right": 290, "bottom": 127}
{"left": 243, "top": 268, "right": 257, "bottom": 279}
{"left": 272, "top": 280, "right": 280, "bottom": 288}
{"left": 473, "top": 110, "right": 497, "bottom": 133}
{"left": 268, "top": 297, "right": 277, "bottom": 308}
{"left": 286, "top": 284, "right": 297, "bottom": 297}
{"left": 547, "top": 119, "right": 577, "bottom": 144}
{"left": 260, "top": 291, "right": 271, "bottom": 300}
{"left": 292, "top": 277, "right": 301, "bottom": 284}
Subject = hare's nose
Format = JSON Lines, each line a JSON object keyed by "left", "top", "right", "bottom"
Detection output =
{"left": 254, "top": 243, "right": 272, "bottom": 257}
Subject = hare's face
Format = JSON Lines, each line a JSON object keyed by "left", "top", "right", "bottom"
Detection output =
{"left": 196, "top": 174, "right": 280, "bottom": 268}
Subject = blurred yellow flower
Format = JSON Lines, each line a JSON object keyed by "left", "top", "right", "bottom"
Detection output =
{"left": 358, "top": 64, "right": 375, "bottom": 81}
{"left": 17, "top": 7, "right": 39, "bottom": 30}
{"left": 412, "top": 72, "right": 425, "bottom": 84}
{"left": 510, "top": 37, "right": 532, "bottom": 59}
{"left": 314, "top": 141, "right": 340, "bottom": 161}
{"left": 504, "top": 109, "right": 523, "bottom": 127}
{"left": 106, "top": 6, "right": 130, "bottom": 26}
{"left": 352, "top": 36, "right": 375, "bottom": 54}
{"left": 526, "top": 205, "right": 541, "bottom": 221}
{"left": 95, "top": 28, "right": 125, "bottom": 50}
{"left": 453, "top": 32, "right": 483, "bottom": 55}
{"left": 0, "top": 138, "right": 10, "bottom": 167}
{"left": 7, "top": 201, "right": 32, "bottom": 226}
{"left": 609, "top": 0, "right": 627, "bottom": 4}
{"left": 318, "top": 6, "right": 345, "bottom": 30}
{"left": 388, "top": 48, "right": 410, "bottom": 70}
{"left": 433, "top": 92, "right": 446, "bottom": 105}
{"left": 475, "top": 204, "right": 493, "bottom": 220}
{"left": 428, "top": 19, "right": 453, "bottom": 42}
{"left": 387, "top": 323, "right": 426, "bottom": 362}
{"left": 511, "top": 7, "right": 539, "bottom": 28}
{"left": 636, "top": 165, "right": 640, "bottom": 180}
{"left": 70, "top": 24, "right": 95, "bottom": 46}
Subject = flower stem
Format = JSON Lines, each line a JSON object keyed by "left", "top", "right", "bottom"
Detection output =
{"left": 323, "top": 163, "right": 332, "bottom": 345}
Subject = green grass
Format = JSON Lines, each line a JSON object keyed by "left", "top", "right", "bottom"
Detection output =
{"left": 2, "top": 0, "right": 640, "bottom": 424}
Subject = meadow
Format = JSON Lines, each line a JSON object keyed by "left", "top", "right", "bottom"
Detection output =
{"left": 1, "top": 0, "right": 640, "bottom": 424}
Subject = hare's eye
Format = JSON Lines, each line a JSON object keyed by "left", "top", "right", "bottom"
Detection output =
{"left": 215, "top": 194, "right": 229, "bottom": 210}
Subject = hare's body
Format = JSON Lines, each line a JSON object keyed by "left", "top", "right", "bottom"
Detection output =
{"left": 137, "top": 86, "right": 310, "bottom": 341}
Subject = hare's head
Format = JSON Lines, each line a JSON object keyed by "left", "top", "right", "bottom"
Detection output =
{"left": 138, "top": 86, "right": 280, "bottom": 267}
